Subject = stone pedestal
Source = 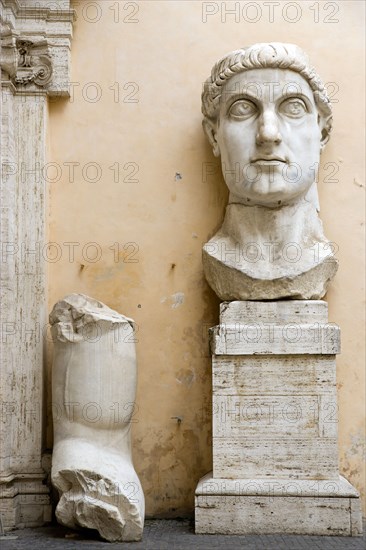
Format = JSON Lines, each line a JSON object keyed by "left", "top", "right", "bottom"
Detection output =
{"left": 195, "top": 301, "right": 362, "bottom": 536}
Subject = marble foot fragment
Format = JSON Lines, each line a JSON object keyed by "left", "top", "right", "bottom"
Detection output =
{"left": 50, "top": 294, "right": 144, "bottom": 542}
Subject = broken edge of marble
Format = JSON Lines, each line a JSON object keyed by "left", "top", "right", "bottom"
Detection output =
{"left": 49, "top": 293, "right": 134, "bottom": 343}
{"left": 53, "top": 460, "right": 144, "bottom": 542}
{"left": 203, "top": 242, "right": 338, "bottom": 301}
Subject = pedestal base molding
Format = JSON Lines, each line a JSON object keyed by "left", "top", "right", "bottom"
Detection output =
{"left": 0, "top": 474, "right": 51, "bottom": 529}
{"left": 196, "top": 473, "right": 362, "bottom": 536}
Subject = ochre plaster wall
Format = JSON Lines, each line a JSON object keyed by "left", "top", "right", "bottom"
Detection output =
{"left": 47, "top": 1, "right": 365, "bottom": 516}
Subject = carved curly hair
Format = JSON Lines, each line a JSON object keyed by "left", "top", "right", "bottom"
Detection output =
{"left": 202, "top": 43, "right": 332, "bottom": 145}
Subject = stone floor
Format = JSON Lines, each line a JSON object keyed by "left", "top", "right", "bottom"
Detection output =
{"left": 1, "top": 520, "right": 365, "bottom": 550}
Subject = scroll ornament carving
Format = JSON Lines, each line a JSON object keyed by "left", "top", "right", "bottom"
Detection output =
{"left": 14, "top": 38, "right": 53, "bottom": 86}
{"left": 0, "top": 29, "right": 53, "bottom": 88}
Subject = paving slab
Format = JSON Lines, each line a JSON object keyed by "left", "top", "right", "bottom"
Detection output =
{"left": 1, "top": 519, "right": 365, "bottom": 550}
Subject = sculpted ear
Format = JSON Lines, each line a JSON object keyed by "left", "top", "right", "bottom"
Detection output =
{"left": 203, "top": 119, "right": 220, "bottom": 157}
{"left": 318, "top": 114, "right": 331, "bottom": 152}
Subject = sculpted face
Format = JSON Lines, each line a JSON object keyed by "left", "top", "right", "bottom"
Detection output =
{"left": 207, "top": 68, "right": 325, "bottom": 207}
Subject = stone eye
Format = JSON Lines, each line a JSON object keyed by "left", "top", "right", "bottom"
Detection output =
{"left": 280, "top": 98, "right": 307, "bottom": 117}
{"left": 229, "top": 99, "right": 257, "bottom": 119}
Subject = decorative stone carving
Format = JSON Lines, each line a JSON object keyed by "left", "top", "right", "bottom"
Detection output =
{"left": 13, "top": 37, "right": 53, "bottom": 86}
{"left": 201, "top": 43, "right": 337, "bottom": 301}
{"left": 50, "top": 294, "right": 144, "bottom": 542}
{"left": 1, "top": 1, "right": 74, "bottom": 97}
{"left": 0, "top": 28, "right": 18, "bottom": 77}
{"left": 1, "top": 31, "right": 53, "bottom": 88}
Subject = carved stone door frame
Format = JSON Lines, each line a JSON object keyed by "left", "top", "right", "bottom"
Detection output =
{"left": 0, "top": 0, "right": 74, "bottom": 529}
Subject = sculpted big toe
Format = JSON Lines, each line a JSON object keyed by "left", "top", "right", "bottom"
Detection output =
{"left": 50, "top": 294, "right": 144, "bottom": 542}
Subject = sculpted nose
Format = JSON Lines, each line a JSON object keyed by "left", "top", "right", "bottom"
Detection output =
{"left": 256, "top": 110, "right": 282, "bottom": 146}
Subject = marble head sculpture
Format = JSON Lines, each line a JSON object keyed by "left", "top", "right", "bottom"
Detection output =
{"left": 201, "top": 43, "right": 338, "bottom": 300}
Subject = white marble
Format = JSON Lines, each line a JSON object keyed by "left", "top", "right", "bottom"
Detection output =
{"left": 50, "top": 294, "right": 144, "bottom": 542}
{"left": 201, "top": 43, "right": 337, "bottom": 300}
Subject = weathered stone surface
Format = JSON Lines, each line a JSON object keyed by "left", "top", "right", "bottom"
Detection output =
{"left": 212, "top": 330, "right": 339, "bottom": 480}
{"left": 195, "top": 473, "right": 362, "bottom": 536}
{"left": 195, "top": 300, "right": 363, "bottom": 535}
{"left": 0, "top": 0, "right": 74, "bottom": 529}
{"left": 211, "top": 299, "right": 340, "bottom": 355}
{"left": 50, "top": 294, "right": 144, "bottom": 542}
{"left": 201, "top": 43, "right": 338, "bottom": 300}
{"left": 0, "top": 0, "right": 75, "bottom": 97}
{"left": 219, "top": 300, "right": 329, "bottom": 324}
{"left": 213, "top": 395, "right": 337, "bottom": 438}
{"left": 212, "top": 355, "right": 336, "bottom": 395}
{"left": 213, "top": 437, "right": 338, "bottom": 479}
{"left": 0, "top": 475, "right": 51, "bottom": 529}
{"left": 210, "top": 322, "right": 340, "bottom": 355}
{"left": 196, "top": 473, "right": 361, "bottom": 498}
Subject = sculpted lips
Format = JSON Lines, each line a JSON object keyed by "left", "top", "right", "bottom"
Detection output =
{"left": 251, "top": 156, "right": 287, "bottom": 165}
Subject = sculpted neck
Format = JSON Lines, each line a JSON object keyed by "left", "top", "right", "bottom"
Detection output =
{"left": 202, "top": 188, "right": 338, "bottom": 300}
{"left": 221, "top": 195, "right": 327, "bottom": 266}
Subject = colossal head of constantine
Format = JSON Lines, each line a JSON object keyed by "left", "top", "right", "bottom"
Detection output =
{"left": 202, "top": 43, "right": 333, "bottom": 207}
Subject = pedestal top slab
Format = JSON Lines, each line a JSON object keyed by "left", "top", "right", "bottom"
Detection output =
{"left": 220, "top": 300, "right": 328, "bottom": 324}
